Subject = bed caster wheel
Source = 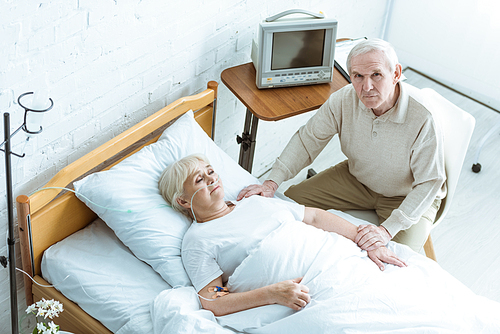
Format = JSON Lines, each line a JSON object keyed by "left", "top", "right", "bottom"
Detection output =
{"left": 472, "top": 163, "right": 481, "bottom": 173}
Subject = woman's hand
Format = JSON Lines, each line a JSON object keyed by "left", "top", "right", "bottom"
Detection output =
{"left": 199, "top": 276, "right": 310, "bottom": 316}
{"left": 267, "top": 277, "right": 311, "bottom": 310}
{"left": 237, "top": 180, "right": 278, "bottom": 201}
{"left": 367, "top": 246, "right": 407, "bottom": 271}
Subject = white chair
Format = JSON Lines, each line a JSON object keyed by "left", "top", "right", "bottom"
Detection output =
{"left": 345, "top": 88, "right": 475, "bottom": 261}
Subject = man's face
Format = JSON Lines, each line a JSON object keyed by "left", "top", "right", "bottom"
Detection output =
{"left": 350, "top": 50, "right": 401, "bottom": 115}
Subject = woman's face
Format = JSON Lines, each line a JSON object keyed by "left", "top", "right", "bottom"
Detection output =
{"left": 179, "top": 159, "right": 225, "bottom": 214}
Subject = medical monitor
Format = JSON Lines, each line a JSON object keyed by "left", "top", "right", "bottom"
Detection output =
{"left": 251, "top": 9, "right": 337, "bottom": 89}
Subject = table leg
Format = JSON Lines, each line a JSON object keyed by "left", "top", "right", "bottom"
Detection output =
{"left": 237, "top": 109, "right": 259, "bottom": 173}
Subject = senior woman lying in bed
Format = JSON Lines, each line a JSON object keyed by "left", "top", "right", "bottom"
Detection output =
{"left": 158, "top": 153, "right": 406, "bottom": 317}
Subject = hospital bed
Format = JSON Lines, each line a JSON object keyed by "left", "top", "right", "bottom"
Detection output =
{"left": 16, "top": 81, "right": 500, "bottom": 333}
{"left": 16, "top": 82, "right": 220, "bottom": 333}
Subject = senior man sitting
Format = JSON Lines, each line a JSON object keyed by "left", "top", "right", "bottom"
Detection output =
{"left": 238, "top": 38, "right": 446, "bottom": 253}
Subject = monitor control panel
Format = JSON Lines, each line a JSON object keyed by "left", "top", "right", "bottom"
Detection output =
{"left": 261, "top": 70, "right": 331, "bottom": 88}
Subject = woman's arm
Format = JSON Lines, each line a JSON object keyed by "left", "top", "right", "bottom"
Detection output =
{"left": 302, "top": 207, "right": 358, "bottom": 241}
{"left": 198, "top": 276, "right": 310, "bottom": 316}
{"left": 302, "top": 207, "right": 406, "bottom": 270}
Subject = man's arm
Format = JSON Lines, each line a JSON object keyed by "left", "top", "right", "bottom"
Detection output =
{"left": 198, "top": 275, "right": 310, "bottom": 316}
{"left": 237, "top": 92, "right": 341, "bottom": 201}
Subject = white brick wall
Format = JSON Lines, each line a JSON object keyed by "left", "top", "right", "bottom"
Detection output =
{"left": 0, "top": 0, "right": 389, "bottom": 331}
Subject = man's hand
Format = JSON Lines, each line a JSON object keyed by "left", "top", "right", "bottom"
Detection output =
{"left": 367, "top": 246, "right": 407, "bottom": 271}
{"left": 237, "top": 180, "right": 278, "bottom": 201}
{"left": 355, "top": 224, "right": 392, "bottom": 251}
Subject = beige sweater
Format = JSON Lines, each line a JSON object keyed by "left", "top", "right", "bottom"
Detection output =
{"left": 268, "top": 82, "right": 447, "bottom": 236}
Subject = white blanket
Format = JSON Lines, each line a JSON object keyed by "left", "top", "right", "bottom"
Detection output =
{"left": 152, "top": 221, "right": 500, "bottom": 333}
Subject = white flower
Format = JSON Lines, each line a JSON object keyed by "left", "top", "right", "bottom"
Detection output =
{"left": 36, "top": 308, "right": 47, "bottom": 318}
{"left": 46, "top": 308, "right": 57, "bottom": 319}
{"left": 29, "top": 299, "right": 64, "bottom": 333}
{"left": 48, "top": 321, "right": 58, "bottom": 331}
{"left": 26, "top": 303, "right": 37, "bottom": 314}
{"left": 36, "top": 298, "right": 48, "bottom": 309}
{"left": 54, "top": 301, "right": 63, "bottom": 313}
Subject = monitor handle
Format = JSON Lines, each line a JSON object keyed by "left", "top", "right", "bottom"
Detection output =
{"left": 265, "top": 9, "right": 325, "bottom": 22}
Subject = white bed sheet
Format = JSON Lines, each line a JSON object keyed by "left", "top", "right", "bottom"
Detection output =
{"left": 42, "top": 210, "right": 500, "bottom": 334}
{"left": 42, "top": 219, "right": 171, "bottom": 334}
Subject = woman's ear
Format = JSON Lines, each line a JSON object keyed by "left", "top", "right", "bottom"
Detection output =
{"left": 176, "top": 196, "right": 191, "bottom": 209}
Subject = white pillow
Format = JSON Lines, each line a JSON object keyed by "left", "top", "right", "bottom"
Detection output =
{"left": 42, "top": 219, "right": 169, "bottom": 334}
{"left": 73, "top": 110, "right": 259, "bottom": 287}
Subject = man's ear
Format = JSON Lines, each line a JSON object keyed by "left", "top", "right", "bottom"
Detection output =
{"left": 176, "top": 196, "right": 191, "bottom": 209}
{"left": 393, "top": 63, "right": 403, "bottom": 83}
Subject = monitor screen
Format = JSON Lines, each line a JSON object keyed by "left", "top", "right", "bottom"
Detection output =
{"left": 271, "top": 29, "right": 326, "bottom": 70}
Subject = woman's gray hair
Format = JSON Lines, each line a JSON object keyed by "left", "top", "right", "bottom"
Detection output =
{"left": 158, "top": 153, "right": 210, "bottom": 218}
{"left": 346, "top": 38, "right": 399, "bottom": 74}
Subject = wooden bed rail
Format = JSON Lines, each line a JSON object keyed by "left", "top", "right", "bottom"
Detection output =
{"left": 15, "top": 81, "right": 218, "bottom": 311}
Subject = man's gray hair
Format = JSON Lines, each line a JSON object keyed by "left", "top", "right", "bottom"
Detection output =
{"left": 346, "top": 38, "right": 399, "bottom": 74}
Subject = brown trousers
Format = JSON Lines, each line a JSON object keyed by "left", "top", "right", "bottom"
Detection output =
{"left": 284, "top": 160, "right": 441, "bottom": 252}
